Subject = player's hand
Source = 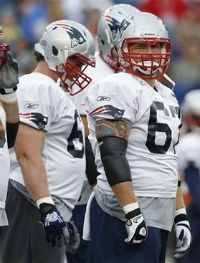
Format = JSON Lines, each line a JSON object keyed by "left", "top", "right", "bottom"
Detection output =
{"left": 123, "top": 202, "right": 148, "bottom": 244}
{"left": 39, "top": 203, "right": 69, "bottom": 247}
{"left": 0, "top": 52, "right": 19, "bottom": 95}
{"left": 66, "top": 221, "right": 80, "bottom": 254}
{"left": 174, "top": 208, "right": 192, "bottom": 258}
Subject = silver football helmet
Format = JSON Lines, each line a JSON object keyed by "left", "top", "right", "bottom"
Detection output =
{"left": 118, "top": 12, "right": 171, "bottom": 79}
{"left": 182, "top": 90, "right": 200, "bottom": 117}
{"left": 35, "top": 20, "right": 95, "bottom": 95}
{"left": 97, "top": 4, "right": 139, "bottom": 71}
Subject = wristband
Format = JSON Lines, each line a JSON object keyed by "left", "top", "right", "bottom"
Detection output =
{"left": 36, "top": 196, "right": 55, "bottom": 209}
{"left": 122, "top": 202, "right": 139, "bottom": 214}
{"left": 175, "top": 208, "right": 186, "bottom": 217}
{"left": 0, "top": 92, "right": 17, "bottom": 103}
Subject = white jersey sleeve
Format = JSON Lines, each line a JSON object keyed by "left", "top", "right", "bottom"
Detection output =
{"left": 85, "top": 72, "right": 140, "bottom": 124}
{"left": 17, "top": 73, "right": 61, "bottom": 131}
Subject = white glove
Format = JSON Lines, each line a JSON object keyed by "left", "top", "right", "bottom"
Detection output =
{"left": 174, "top": 208, "right": 192, "bottom": 258}
{"left": 123, "top": 202, "right": 148, "bottom": 244}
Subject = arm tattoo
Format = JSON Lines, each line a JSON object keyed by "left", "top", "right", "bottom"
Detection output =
{"left": 95, "top": 119, "right": 131, "bottom": 141}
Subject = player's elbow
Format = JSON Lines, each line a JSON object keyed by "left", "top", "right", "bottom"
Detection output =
{"left": 16, "top": 151, "right": 29, "bottom": 167}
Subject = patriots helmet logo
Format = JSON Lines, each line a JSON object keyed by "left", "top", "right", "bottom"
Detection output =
{"left": 20, "top": 112, "right": 48, "bottom": 130}
{"left": 57, "top": 24, "right": 86, "bottom": 48}
{"left": 90, "top": 104, "right": 125, "bottom": 119}
{"left": 104, "top": 15, "right": 121, "bottom": 40}
{"left": 67, "top": 26, "right": 86, "bottom": 48}
{"left": 119, "top": 19, "right": 131, "bottom": 38}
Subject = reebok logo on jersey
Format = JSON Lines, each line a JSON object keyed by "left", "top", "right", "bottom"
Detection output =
{"left": 89, "top": 104, "right": 124, "bottom": 119}
{"left": 24, "top": 103, "right": 39, "bottom": 109}
{"left": 20, "top": 112, "right": 48, "bottom": 130}
{"left": 97, "top": 96, "right": 111, "bottom": 102}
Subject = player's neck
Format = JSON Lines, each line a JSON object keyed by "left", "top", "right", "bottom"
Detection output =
{"left": 34, "top": 61, "right": 58, "bottom": 82}
{"left": 144, "top": 79, "right": 155, "bottom": 88}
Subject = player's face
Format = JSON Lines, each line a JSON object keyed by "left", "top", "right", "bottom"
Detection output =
{"left": 67, "top": 56, "right": 86, "bottom": 80}
{"left": 128, "top": 42, "right": 163, "bottom": 63}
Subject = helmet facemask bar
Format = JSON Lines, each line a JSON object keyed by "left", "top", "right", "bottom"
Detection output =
{"left": 56, "top": 53, "right": 95, "bottom": 96}
{"left": 121, "top": 38, "right": 171, "bottom": 79}
{"left": 0, "top": 43, "right": 9, "bottom": 68}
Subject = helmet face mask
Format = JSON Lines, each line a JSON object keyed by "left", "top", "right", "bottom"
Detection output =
{"left": 119, "top": 12, "right": 171, "bottom": 79}
{"left": 35, "top": 20, "right": 95, "bottom": 95}
{"left": 121, "top": 37, "right": 171, "bottom": 79}
{"left": 56, "top": 53, "right": 95, "bottom": 95}
{"left": 97, "top": 4, "right": 140, "bottom": 71}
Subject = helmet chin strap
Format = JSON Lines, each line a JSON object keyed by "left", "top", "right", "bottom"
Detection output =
{"left": 163, "top": 73, "right": 175, "bottom": 89}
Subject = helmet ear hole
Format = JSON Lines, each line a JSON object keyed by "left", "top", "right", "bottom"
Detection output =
{"left": 52, "top": 46, "right": 58, "bottom": 56}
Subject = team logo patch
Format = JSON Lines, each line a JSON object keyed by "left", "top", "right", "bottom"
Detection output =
{"left": 53, "top": 23, "right": 86, "bottom": 48}
{"left": 20, "top": 112, "right": 48, "bottom": 130}
{"left": 89, "top": 104, "right": 124, "bottom": 119}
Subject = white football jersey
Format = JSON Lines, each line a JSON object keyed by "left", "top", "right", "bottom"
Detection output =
{"left": 0, "top": 105, "right": 9, "bottom": 225}
{"left": 86, "top": 72, "right": 181, "bottom": 198}
{"left": 71, "top": 52, "right": 114, "bottom": 115}
{"left": 9, "top": 72, "right": 85, "bottom": 209}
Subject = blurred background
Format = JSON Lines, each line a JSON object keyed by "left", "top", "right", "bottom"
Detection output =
{"left": 1, "top": 1, "right": 200, "bottom": 263}
{"left": 1, "top": 0, "right": 200, "bottom": 105}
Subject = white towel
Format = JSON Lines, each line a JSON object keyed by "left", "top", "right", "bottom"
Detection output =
{"left": 82, "top": 191, "right": 95, "bottom": 241}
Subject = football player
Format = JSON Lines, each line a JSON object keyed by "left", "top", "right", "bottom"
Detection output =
{"left": 85, "top": 12, "right": 191, "bottom": 263}
{"left": 0, "top": 20, "right": 95, "bottom": 263}
{"left": 0, "top": 41, "right": 19, "bottom": 227}
{"left": 68, "top": 4, "right": 140, "bottom": 263}
{"left": 177, "top": 89, "right": 200, "bottom": 263}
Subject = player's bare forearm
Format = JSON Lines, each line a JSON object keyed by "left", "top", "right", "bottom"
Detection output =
{"left": 176, "top": 173, "right": 185, "bottom": 209}
{"left": 112, "top": 182, "right": 137, "bottom": 207}
{"left": 95, "top": 118, "right": 130, "bottom": 140}
{"left": 18, "top": 154, "right": 50, "bottom": 201}
{"left": 15, "top": 124, "right": 50, "bottom": 201}
{"left": 1, "top": 100, "right": 19, "bottom": 123}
